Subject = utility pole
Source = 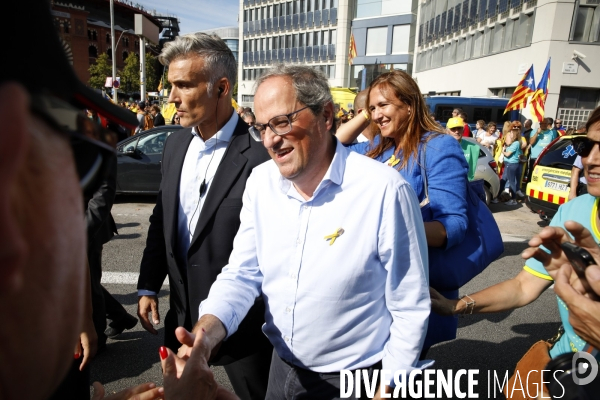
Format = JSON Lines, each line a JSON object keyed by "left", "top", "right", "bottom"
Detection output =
{"left": 140, "top": 37, "right": 146, "bottom": 102}
{"left": 110, "top": 0, "right": 118, "bottom": 102}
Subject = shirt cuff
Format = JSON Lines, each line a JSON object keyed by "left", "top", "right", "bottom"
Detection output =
{"left": 198, "top": 298, "right": 239, "bottom": 340}
{"left": 385, "top": 360, "right": 436, "bottom": 387}
{"left": 138, "top": 290, "right": 158, "bottom": 296}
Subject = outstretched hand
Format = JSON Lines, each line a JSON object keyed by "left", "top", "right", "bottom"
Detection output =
{"left": 554, "top": 263, "right": 600, "bottom": 348}
{"left": 91, "top": 382, "right": 163, "bottom": 400}
{"left": 521, "top": 221, "right": 600, "bottom": 280}
{"left": 161, "top": 329, "right": 239, "bottom": 400}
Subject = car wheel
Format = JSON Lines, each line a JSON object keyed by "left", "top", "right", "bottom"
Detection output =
{"left": 484, "top": 185, "right": 492, "bottom": 206}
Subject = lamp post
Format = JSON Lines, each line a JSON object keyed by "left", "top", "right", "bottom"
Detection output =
{"left": 110, "top": 0, "right": 120, "bottom": 103}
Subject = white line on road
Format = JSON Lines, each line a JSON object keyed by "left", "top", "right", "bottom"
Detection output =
{"left": 102, "top": 237, "right": 527, "bottom": 285}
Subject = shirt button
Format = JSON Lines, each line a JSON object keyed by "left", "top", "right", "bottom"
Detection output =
{"left": 286, "top": 307, "right": 292, "bottom": 313}
{"left": 284, "top": 336, "right": 290, "bottom": 342}
{"left": 304, "top": 205, "right": 308, "bottom": 210}
{"left": 296, "top": 239, "right": 301, "bottom": 245}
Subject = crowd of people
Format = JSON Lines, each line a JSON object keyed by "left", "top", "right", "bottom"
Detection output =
{"left": 4, "top": 2, "right": 600, "bottom": 400}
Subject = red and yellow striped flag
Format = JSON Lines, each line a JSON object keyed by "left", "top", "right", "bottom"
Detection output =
{"left": 348, "top": 32, "right": 357, "bottom": 65}
{"left": 529, "top": 59, "right": 551, "bottom": 123}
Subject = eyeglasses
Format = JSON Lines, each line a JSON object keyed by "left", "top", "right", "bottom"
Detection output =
{"left": 30, "top": 94, "right": 116, "bottom": 199}
{"left": 248, "top": 105, "right": 310, "bottom": 142}
{"left": 572, "top": 137, "right": 600, "bottom": 157}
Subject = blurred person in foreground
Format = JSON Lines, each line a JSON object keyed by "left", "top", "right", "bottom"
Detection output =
{"left": 170, "top": 64, "right": 430, "bottom": 399}
{"left": 0, "top": 2, "right": 165, "bottom": 399}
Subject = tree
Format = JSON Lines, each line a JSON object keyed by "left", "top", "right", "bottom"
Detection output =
{"left": 120, "top": 52, "right": 140, "bottom": 95}
{"left": 88, "top": 53, "right": 112, "bottom": 89}
{"left": 119, "top": 52, "right": 161, "bottom": 96}
{"left": 145, "top": 53, "right": 159, "bottom": 93}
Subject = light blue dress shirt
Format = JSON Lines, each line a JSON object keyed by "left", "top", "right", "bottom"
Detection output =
{"left": 138, "top": 112, "right": 238, "bottom": 297}
{"left": 199, "top": 139, "right": 431, "bottom": 374}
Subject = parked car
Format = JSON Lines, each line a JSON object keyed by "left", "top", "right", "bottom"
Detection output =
{"left": 463, "top": 137, "right": 501, "bottom": 205}
{"left": 115, "top": 125, "right": 182, "bottom": 195}
{"left": 525, "top": 134, "right": 579, "bottom": 220}
{"left": 426, "top": 96, "right": 513, "bottom": 132}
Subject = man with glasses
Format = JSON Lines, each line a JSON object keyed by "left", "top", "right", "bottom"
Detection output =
{"left": 554, "top": 118, "right": 565, "bottom": 135}
{"left": 136, "top": 32, "right": 272, "bottom": 400}
{"left": 447, "top": 117, "right": 479, "bottom": 181}
{"left": 173, "top": 64, "right": 430, "bottom": 399}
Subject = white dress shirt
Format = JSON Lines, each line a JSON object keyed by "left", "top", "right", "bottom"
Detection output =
{"left": 199, "top": 139, "right": 430, "bottom": 374}
{"left": 138, "top": 112, "right": 238, "bottom": 297}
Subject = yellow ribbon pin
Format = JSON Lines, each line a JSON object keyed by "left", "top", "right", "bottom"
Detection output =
{"left": 387, "top": 155, "right": 400, "bottom": 167}
{"left": 324, "top": 228, "right": 345, "bottom": 246}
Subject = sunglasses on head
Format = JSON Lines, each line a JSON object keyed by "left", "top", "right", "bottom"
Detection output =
{"left": 572, "top": 137, "right": 600, "bottom": 157}
{"left": 30, "top": 94, "right": 116, "bottom": 199}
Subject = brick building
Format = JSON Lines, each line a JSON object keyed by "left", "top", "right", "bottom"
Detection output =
{"left": 51, "top": 0, "right": 166, "bottom": 85}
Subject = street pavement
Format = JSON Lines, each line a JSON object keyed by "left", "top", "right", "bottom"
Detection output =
{"left": 90, "top": 196, "right": 556, "bottom": 399}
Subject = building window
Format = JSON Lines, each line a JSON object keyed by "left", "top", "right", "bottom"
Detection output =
{"left": 391, "top": 24, "right": 410, "bottom": 54}
{"left": 571, "top": 1, "right": 600, "bottom": 42}
{"left": 514, "top": 12, "right": 534, "bottom": 47}
{"left": 472, "top": 30, "right": 483, "bottom": 57}
{"left": 106, "top": 33, "right": 111, "bottom": 44}
{"left": 88, "top": 29, "right": 92, "bottom": 40}
{"left": 242, "top": 95, "right": 255, "bottom": 102}
{"left": 89, "top": 45, "right": 98, "bottom": 58}
{"left": 366, "top": 26, "right": 387, "bottom": 55}
{"left": 123, "top": 51, "right": 129, "bottom": 62}
{"left": 491, "top": 23, "right": 505, "bottom": 53}
{"left": 106, "top": 48, "right": 112, "bottom": 59}
{"left": 63, "top": 21, "right": 70, "bottom": 34}
{"left": 558, "top": 87, "right": 600, "bottom": 109}
{"left": 490, "top": 87, "right": 517, "bottom": 99}
{"left": 92, "top": 30, "right": 97, "bottom": 41}
{"left": 124, "top": 37, "right": 129, "bottom": 48}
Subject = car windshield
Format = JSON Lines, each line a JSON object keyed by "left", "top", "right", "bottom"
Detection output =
{"left": 537, "top": 138, "right": 577, "bottom": 170}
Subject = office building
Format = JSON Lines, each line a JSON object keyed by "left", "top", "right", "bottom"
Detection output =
{"left": 237, "top": 0, "right": 417, "bottom": 109}
{"left": 413, "top": 0, "right": 600, "bottom": 127}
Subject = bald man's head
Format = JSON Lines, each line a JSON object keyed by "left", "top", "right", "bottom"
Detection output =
{"left": 354, "top": 89, "right": 369, "bottom": 112}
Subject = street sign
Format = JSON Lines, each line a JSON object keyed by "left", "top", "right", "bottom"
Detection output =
{"left": 113, "top": 77, "right": 121, "bottom": 88}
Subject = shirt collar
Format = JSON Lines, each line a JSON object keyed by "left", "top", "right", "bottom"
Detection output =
{"left": 279, "top": 137, "right": 346, "bottom": 199}
{"left": 191, "top": 111, "right": 239, "bottom": 149}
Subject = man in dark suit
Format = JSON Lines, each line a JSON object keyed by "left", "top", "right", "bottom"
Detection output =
{"left": 150, "top": 105, "right": 166, "bottom": 126}
{"left": 137, "top": 33, "right": 272, "bottom": 400}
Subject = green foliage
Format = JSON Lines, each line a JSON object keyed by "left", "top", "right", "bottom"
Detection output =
{"left": 88, "top": 53, "right": 112, "bottom": 89}
{"left": 120, "top": 52, "right": 140, "bottom": 94}
{"left": 145, "top": 53, "right": 159, "bottom": 92}
{"left": 119, "top": 52, "right": 162, "bottom": 95}
{"left": 232, "top": 82, "right": 238, "bottom": 99}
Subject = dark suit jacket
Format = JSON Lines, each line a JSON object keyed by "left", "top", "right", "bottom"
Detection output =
{"left": 86, "top": 152, "right": 118, "bottom": 248}
{"left": 153, "top": 113, "right": 166, "bottom": 127}
{"left": 138, "top": 116, "right": 271, "bottom": 364}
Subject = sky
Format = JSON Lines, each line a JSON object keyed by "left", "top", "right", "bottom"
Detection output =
{"left": 136, "top": 0, "right": 240, "bottom": 34}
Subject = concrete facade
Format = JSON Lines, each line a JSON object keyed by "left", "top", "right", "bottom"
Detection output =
{"left": 413, "top": 0, "right": 600, "bottom": 127}
{"left": 237, "top": 0, "right": 417, "bottom": 108}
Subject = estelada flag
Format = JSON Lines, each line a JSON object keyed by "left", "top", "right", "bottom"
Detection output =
{"left": 348, "top": 32, "right": 357, "bottom": 65}
{"left": 504, "top": 65, "right": 535, "bottom": 114}
{"left": 157, "top": 79, "right": 163, "bottom": 92}
{"left": 529, "top": 59, "right": 551, "bottom": 123}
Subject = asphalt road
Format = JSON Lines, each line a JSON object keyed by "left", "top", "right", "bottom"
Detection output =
{"left": 90, "top": 196, "right": 557, "bottom": 399}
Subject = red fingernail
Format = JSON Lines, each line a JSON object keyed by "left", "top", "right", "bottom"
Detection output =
{"left": 159, "top": 346, "right": 168, "bottom": 360}
{"left": 202, "top": 328, "right": 206, "bottom": 333}
{"left": 74, "top": 353, "right": 80, "bottom": 359}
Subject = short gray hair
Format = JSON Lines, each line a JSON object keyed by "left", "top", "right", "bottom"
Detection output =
{"left": 254, "top": 64, "right": 332, "bottom": 116}
{"left": 158, "top": 33, "right": 236, "bottom": 96}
